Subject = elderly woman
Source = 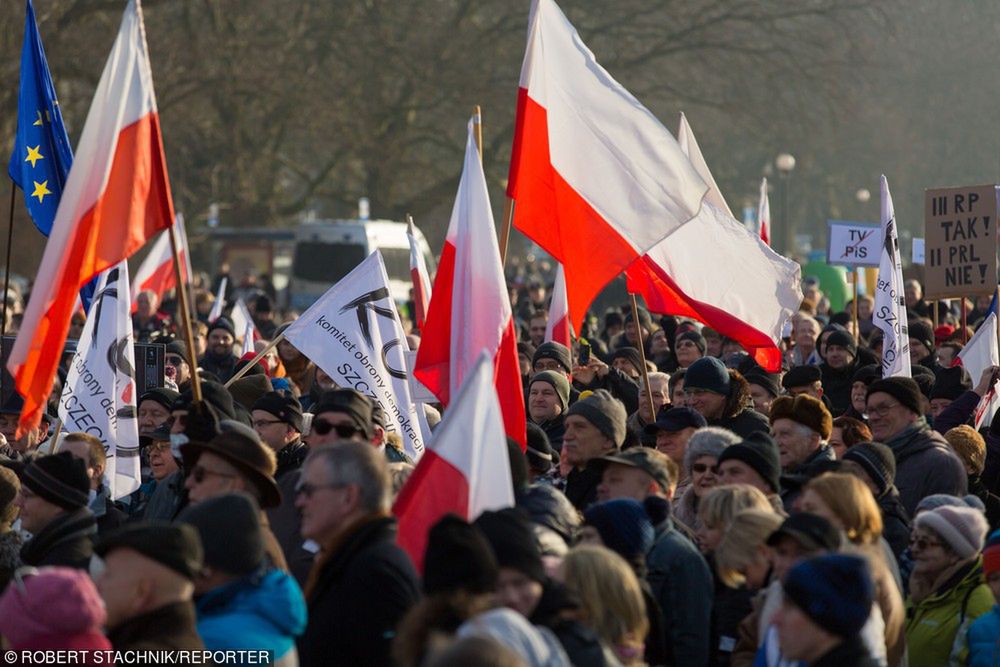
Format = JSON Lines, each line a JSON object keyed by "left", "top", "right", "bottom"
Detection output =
{"left": 673, "top": 427, "right": 740, "bottom": 532}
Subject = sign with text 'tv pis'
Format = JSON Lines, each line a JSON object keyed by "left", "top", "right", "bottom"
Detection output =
{"left": 827, "top": 220, "right": 881, "bottom": 267}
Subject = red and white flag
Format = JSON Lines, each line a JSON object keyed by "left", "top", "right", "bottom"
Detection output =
{"left": 758, "top": 178, "right": 771, "bottom": 246}
{"left": 8, "top": 0, "right": 174, "bottom": 435}
{"left": 958, "top": 311, "right": 1000, "bottom": 428}
{"left": 625, "top": 114, "right": 801, "bottom": 372}
{"left": 414, "top": 119, "right": 526, "bottom": 447}
{"left": 207, "top": 276, "right": 227, "bottom": 323}
{"left": 407, "top": 217, "right": 432, "bottom": 330}
{"left": 506, "top": 0, "right": 707, "bottom": 331}
{"left": 544, "top": 264, "right": 572, "bottom": 347}
{"left": 231, "top": 298, "right": 256, "bottom": 357}
{"left": 395, "top": 352, "right": 514, "bottom": 573}
{"left": 131, "top": 213, "right": 190, "bottom": 312}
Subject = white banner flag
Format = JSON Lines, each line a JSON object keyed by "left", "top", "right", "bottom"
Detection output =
{"left": 959, "top": 311, "right": 1000, "bottom": 428}
{"left": 283, "top": 251, "right": 426, "bottom": 459}
{"left": 208, "top": 276, "right": 227, "bottom": 323}
{"left": 874, "top": 175, "right": 911, "bottom": 378}
{"left": 231, "top": 299, "right": 256, "bottom": 357}
{"left": 58, "top": 261, "right": 141, "bottom": 499}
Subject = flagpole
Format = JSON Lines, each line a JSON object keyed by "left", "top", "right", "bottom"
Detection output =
{"left": 472, "top": 105, "right": 483, "bottom": 162}
{"left": 852, "top": 267, "right": 859, "bottom": 336}
{"left": 169, "top": 223, "right": 202, "bottom": 402}
{"left": 629, "top": 294, "right": 655, "bottom": 420}
{"left": 1, "top": 182, "right": 16, "bottom": 345}
{"left": 962, "top": 298, "right": 969, "bottom": 344}
{"left": 224, "top": 334, "right": 284, "bottom": 388}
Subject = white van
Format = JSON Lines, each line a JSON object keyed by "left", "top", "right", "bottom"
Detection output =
{"left": 289, "top": 219, "right": 436, "bottom": 311}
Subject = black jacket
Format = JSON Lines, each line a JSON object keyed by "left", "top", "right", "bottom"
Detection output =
{"left": 109, "top": 601, "right": 204, "bottom": 651}
{"left": 298, "top": 515, "right": 420, "bottom": 667}
{"left": 878, "top": 486, "right": 911, "bottom": 560}
{"left": 565, "top": 458, "right": 605, "bottom": 511}
{"left": 820, "top": 361, "right": 856, "bottom": 416}
{"left": 266, "top": 439, "right": 314, "bottom": 586}
{"left": 811, "top": 634, "right": 879, "bottom": 667}
{"left": 19, "top": 507, "right": 96, "bottom": 570}
{"left": 709, "top": 408, "right": 770, "bottom": 440}
{"left": 197, "top": 351, "right": 240, "bottom": 383}
{"left": 533, "top": 414, "right": 566, "bottom": 453}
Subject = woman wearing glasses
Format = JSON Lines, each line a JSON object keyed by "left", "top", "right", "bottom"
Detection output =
{"left": 672, "top": 427, "right": 740, "bottom": 532}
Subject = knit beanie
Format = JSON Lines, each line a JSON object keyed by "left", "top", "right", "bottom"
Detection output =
{"left": 930, "top": 366, "right": 973, "bottom": 401}
{"left": 910, "top": 365, "right": 937, "bottom": 400}
{"left": 676, "top": 331, "right": 707, "bottom": 355}
{"left": 851, "top": 364, "right": 880, "bottom": 387}
{"left": 251, "top": 392, "right": 304, "bottom": 433}
{"left": 228, "top": 373, "right": 273, "bottom": 412}
{"left": 769, "top": 395, "right": 833, "bottom": 439}
{"left": 0, "top": 567, "right": 109, "bottom": 650}
{"left": 178, "top": 493, "right": 266, "bottom": 576}
{"left": 529, "top": 371, "right": 570, "bottom": 411}
{"left": 583, "top": 499, "right": 654, "bottom": 562}
{"left": 138, "top": 387, "right": 181, "bottom": 412}
{"left": 683, "top": 427, "right": 739, "bottom": 474}
{"left": 915, "top": 493, "right": 986, "bottom": 514}
{"left": 684, "top": 357, "right": 731, "bottom": 395}
{"left": 783, "top": 554, "right": 875, "bottom": 638}
{"left": 983, "top": 530, "right": 1000, "bottom": 576}
{"left": 474, "top": 509, "right": 546, "bottom": 584}
{"left": 842, "top": 442, "right": 896, "bottom": 496}
{"left": 165, "top": 340, "right": 190, "bottom": 366}
{"left": 867, "top": 377, "right": 922, "bottom": 416}
{"left": 916, "top": 505, "right": 989, "bottom": 558}
{"left": 525, "top": 422, "right": 554, "bottom": 473}
{"left": 610, "top": 347, "right": 644, "bottom": 376}
{"left": 423, "top": 515, "right": 499, "bottom": 596}
{"left": 311, "top": 388, "right": 374, "bottom": 439}
{"left": 566, "top": 389, "right": 627, "bottom": 448}
{"left": 782, "top": 365, "right": 822, "bottom": 390}
{"left": 716, "top": 431, "right": 781, "bottom": 493}
{"left": 909, "top": 321, "right": 935, "bottom": 352}
{"left": 21, "top": 452, "right": 90, "bottom": 511}
{"left": 744, "top": 370, "right": 781, "bottom": 399}
{"left": 825, "top": 329, "right": 857, "bottom": 357}
{"left": 208, "top": 316, "right": 236, "bottom": 339}
{"left": 532, "top": 342, "right": 572, "bottom": 374}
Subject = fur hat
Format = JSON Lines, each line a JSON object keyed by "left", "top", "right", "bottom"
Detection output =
{"left": 769, "top": 394, "right": 833, "bottom": 439}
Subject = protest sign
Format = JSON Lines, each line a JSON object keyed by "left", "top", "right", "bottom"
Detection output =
{"left": 925, "top": 184, "right": 998, "bottom": 299}
{"left": 827, "top": 220, "right": 880, "bottom": 267}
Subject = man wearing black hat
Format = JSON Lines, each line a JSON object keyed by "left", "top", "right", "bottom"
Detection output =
{"left": 684, "top": 357, "right": 769, "bottom": 438}
{"left": 928, "top": 365, "right": 972, "bottom": 421}
{"left": 198, "top": 317, "right": 240, "bottom": 383}
{"left": 137, "top": 387, "right": 180, "bottom": 438}
{"left": 164, "top": 341, "right": 192, "bottom": 390}
{"left": 306, "top": 388, "right": 374, "bottom": 447}
{"left": 908, "top": 319, "right": 943, "bottom": 376}
{"left": 745, "top": 369, "right": 781, "bottom": 416}
{"left": 528, "top": 371, "right": 569, "bottom": 452}
{"left": 866, "top": 377, "right": 966, "bottom": 515}
{"left": 716, "top": 432, "right": 785, "bottom": 511}
{"left": 819, "top": 329, "right": 859, "bottom": 416}
{"left": 95, "top": 522, "right": 205, "bottom": 650}
{"left": 563, "top": 390, "right": 627, "bottom": 510}
{"left": 16, "top": 451, "right": 96, "bottom": 569}
{"left": 644, "top": 406, "right": 706, "bottom": 495}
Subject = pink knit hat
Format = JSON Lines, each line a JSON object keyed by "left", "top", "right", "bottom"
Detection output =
{"left": 0, "top": 567, "right": 108, "bottom": 649}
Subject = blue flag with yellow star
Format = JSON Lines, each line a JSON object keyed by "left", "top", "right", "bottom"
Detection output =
{"left": 8, "top": 0, "right": 73, "bottom": 237}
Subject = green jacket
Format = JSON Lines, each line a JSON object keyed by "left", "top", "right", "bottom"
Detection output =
{"left": 906, "top": 556, "right": 994, "bottom": 667}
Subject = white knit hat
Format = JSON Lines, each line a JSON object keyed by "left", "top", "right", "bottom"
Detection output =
{"left": 916, "top": 505, "right": 989, "bottom": 559}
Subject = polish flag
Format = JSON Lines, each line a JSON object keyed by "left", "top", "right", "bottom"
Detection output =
{"left": 395, "top": 352, "right": 514, "bottom": 573}
{"left": 506, "top": 0, "right": 707, "bottom": 332}
{"left": 758, "top": 178, "right": 771, "bottom": 246}
{"left": 207, "top": 276, "right": 227, "bottom": 323}
{"left": 958, "top": 311, "right": 1000, "bottom": 428}
{"left": 625, "top": 114, "right": 801, "bottom": 372}
{"left": 407, "top": 217, "right": 432, "bottom": 330}
{"left": 544, "top": 264, "right": 572, "bottom": 347}
{"left": 8, "top": 0, "right": 175, "bottom": 435}
{"left": 414, "top": 119, "right": 526, "bottom": 447}
{"left": 131, "top": 213, "right": 191, "bottom": 312}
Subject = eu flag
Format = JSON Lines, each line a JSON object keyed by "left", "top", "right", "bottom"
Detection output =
{"left": 7, "top": 0, "right": 73, "bottom": 237}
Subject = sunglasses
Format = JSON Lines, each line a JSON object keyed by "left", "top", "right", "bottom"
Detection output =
{"left": 909, "top": 535, "right": 943, "bottom": 551}
{"left": 190, "top": 465, "right": 238, "bottom": 484}
{"left": 311, "top": 419, "right": 360, "bottom": 438}
{"left": 165, "top": 355, "right": 185, "bottom": 365}
{"left": 295, "top": 481, "right": 341, "bottom": 499}
{"left": 691, "top": 463, "right": 719, "bottom": 475}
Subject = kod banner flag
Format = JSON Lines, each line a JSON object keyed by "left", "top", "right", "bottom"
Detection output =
{"left": 58, "top": 261, "right": 141, "bottom": 499}
{"left": 283, "top": 251, "right": 426, "bottom": 459}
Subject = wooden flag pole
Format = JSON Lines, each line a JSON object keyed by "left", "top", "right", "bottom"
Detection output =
{"left": 629, "top": 294, "right": 655, "bottom": 420}
{"left": 225, "top": 334, "right": 284, "bottom": 388}
{"left": 1, "top": 182, "right": 16, "bottom": 345}
{"left": 499, "top": 197, "right": 515, "bottom": 266}
{"left": 472, "top": 105, "right": 484, "bottom": 162}
{"left": 962, "top": 298, "right": 969, "bottom": 343}
{"left": 852, "top": 268, "right": 860, "bottom": 336}
{"left": 169, "top": 223, "right": 202, "bottom": 402}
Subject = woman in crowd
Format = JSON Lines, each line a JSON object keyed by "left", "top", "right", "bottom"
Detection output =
{"left": 673, "top": 427, "right": 740, "bottom": 531}
{"left": 829, "top": 415, "right": 871, "bottom": 459}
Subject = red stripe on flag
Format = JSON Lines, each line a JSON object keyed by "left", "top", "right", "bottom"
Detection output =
{"left": 414, "top": 242, "right": 456, "bottom": 406}
{"left": 496, "top": 319, "right": 527, "bottom": 449}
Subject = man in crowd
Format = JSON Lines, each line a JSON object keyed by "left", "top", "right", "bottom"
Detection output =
{"left": 716, "top": 432, "right": 784, "bottom": 512}
{"left": 744, "top": 368, "right": 781, "bottom": 416}
{"left": 198, "top": 317, "right": 240, "bottom": 383}
{"left": 790, "top": 314, "right": 820, "bottom": 366}
{"left": 645, "top": 406, "right": 706, "bottom": 495}
{"left": 562, "top": 390, "right": 626, "bottom": 510}
{"left": 305, "top": 389, "right": 375, "bottom": 448}
{"left": 628, "top": 371, "right": 670, "bottom": 446}
{"left": 684, "top": 356, "right": 769, "bottom": 438}
{"left": 819, "top": 329, "right": 859, "bottom": 415}
{"left": 165, "top": 341, "right": 193, "bottom": 390}
{"left": 59, "top": 432, "right": 127, "bottom": 535}
{"left": 782, "top": 365, "right": 826, "bottom": 402}
{"left": 132, "top": 290, "right": 171, "bottom": 342}
{"left": 137, "top": 388, "right": 180, "bottom": 438}
{"left": 527, "top": 371, "right": 569, "bottom": 452}
{"left": 528, "top": 311, "right": 547, "bottom": 347}
{"left": 597, "top": 447, "right": 677, "bottom": 505}
{"left": 770, "top": 395, "right": 834, "bottom": 475}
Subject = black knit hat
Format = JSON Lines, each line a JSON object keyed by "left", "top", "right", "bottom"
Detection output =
{"left": 676, "top": 330, "right": 707, "bottom": 355}
{"left": 842, "top": 441, "right": 896, "bottom": 497}
{"left": 909, "top": 320, "right": 935, "bottom": 352}
{"left": 175, "top": 381, "right": 237, "bottom": 421}
{"left": 207, "top": 316, "right": 236, "bottom": 339}
{"left": 610, "top": 347, "right": 643, "bottom": 375}
{"left": 525, "top": 422, "right": 554, "bottom": 474}
{"left": 95, "top": 522, "right": 204, "bottom": 580}
{"left": 178, "top": 493, "right": 265, "bottom": 576}
{"left": 825, "top": 329, "right": 857, "bottom": 357}
{"left": 783, "top": 554, "right": 875, "bottom": 638}
{"left": 474, "top": 508, "right": 546, "bottom": 583}
{"left": 228, "top": 374, "right": 273, "bottom": 412}
{"left": 566, "top": 389, "right": 627, "bottom": 447}
{"left": 165, "top": 340, "right": 190, "bottom": 366}
{"left": 644, "top": 406, "right": 706, "bottom": 436}
{"left": 867, "top": 377, "right": 922, "bottom": 415}
{"left": 716, "top": 431, "right": 781, "bottom": 493}
{"left": 138, "top": 387, "right": 181, "bottom": 412}
{"left": 851, "top": 364, "right": 880, "bottom": 386}
{"left": 744, "top": 369, "right": 781, "bottom": 398}
{"left": 532, "top": 342, "right": 572, "bottom": 374}
{"left": 930, "top": 366, "right": 972, "bottom": 402}
{"left": 684, "top": 357, "right": 730, "bottom": 395}
{"left": 624, "top": 308, "right": 653, "bottom": 331}
{"left": 423, "top": 514, "right": 498, "bottom": 596}
{"left": 910, "top": 365, "right": 936, "bottom": 399}
{"left": 782, "top": 365, "right": 822, "bottom": 390}
{"left": 252, "top": 392, "right": 303, "bottom": 433}
{"left": 21, "top": 452, "right": 90, "bottom": 511}
{"left": 311, "top": 388, "right": 374, "bottom": 439}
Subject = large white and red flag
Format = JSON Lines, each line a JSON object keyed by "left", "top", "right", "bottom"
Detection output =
{"left": 544, "top": 264, "right": 572, "bottom": 347}
{"left": 625, "top": 114, "right": 801, "bottom": 372}
{"left": 8, "top": 0, "right": 175, "bottom": 435}
{"left": 958, "top": 311, "right": 1000, "bottom": 428}
{"left": 874, "top": 175, "right": 910, "bottom": 378}
{"left": 506, "top": 0, "right": 707, "bottom": 331}
{"left": 758, "top": 178, "right": 771, "bottom": 246}
{"left": 395, "top": 352, "right": 514, "bottom": 573}
{"left": 414, "top": 119, "right": 526, "bottom": 447}
{"left": 407, "top": 217, "right": 432, "bottom": 330}
{"left": 131, "top": 213, "right": 190, "bottom": 312}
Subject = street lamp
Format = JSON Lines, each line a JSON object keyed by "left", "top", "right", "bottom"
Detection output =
{"left": 855, "top": 188, "right": 871, "bottom": 204}
{"left": 775, "top": 153, "right": 796, "bottom": 255}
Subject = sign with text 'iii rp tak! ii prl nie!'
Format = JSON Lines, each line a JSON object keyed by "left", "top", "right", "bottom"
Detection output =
{"left": 924, "top": 184, "right": 998, "bottom": 299}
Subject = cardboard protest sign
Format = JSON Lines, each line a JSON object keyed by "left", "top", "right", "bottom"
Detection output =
{"left": 925, "top": 184, "right": 998, "bottom": 299}
{"left": 827, "top": 220, "right": 880, "bottom": 267}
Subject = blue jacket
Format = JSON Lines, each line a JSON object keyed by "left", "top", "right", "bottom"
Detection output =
{"left": 196, "top": 568, "right": 307, "bottom": 664}
{"left": 968, "top": 604, "right": 1000, "bottom": 667}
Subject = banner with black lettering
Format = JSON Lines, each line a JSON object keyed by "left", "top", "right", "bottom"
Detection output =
{"left": 283, "top": 251, "right": 426, "bottom": 459}
{"left": 58, "top": 261, "right": 141, "bottom": 499}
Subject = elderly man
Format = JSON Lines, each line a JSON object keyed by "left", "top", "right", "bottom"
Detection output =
{"left": 95, "top": 523, "right": 205, "bottom": 650}
{"left": 819, "top": 330, "right": 859, "bottom": 416}
{"left": 628, "top": 371, "right": 671, "bottom": 446}
{"left": 296, "top": 441, "right": 420, "bottom": 666}
{"left": 866, "top": 377, "right": 966, "bottom": 515}
{"left": 562, "top": 390, "right": 627, "bottom": 510}
{"left": 790, "top": 315, "right": 821, "bottom": 366}
{"left": 305, "top": 389, "right": 374, "bottom": 447}
{"left": 137, "top": 388, "right": 180, "bottom": 438}
{"left": 597, "top": 447, "right": 677, "bottom": 504}
{"left": 770, "top": 395, "right": 834, "bottom": 474}
{"left": 644, "top": 406, "right": 706, "bottom": 495}
{"left": 684, "top": 357, "right": 769, "bottom": 438}
{"left": 527, "top": 371, "right": 569, "bottom": 452}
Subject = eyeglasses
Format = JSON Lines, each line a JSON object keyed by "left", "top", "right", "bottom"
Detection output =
{"left": 691, "top": 463, "right": 719, "bottom": 475}
{"left": 866, "top": 401, "right": 901, "bottom": 418}
{"left": 165, "top": 355, "right": 185, "bottom": 365}
{"left": 295, "top": 481, "right": 341, "bottom": 499}
{"left": 190, "top": 465, "right": 238, "bottom": 484}
{"left": 253, "top": 418, "right": 285, "bottom": 429}
{"left": 148, "top": 441, "right": 171, "bottom": 453}
{"left": 909, "top": 535, "right": 943, "bottom": 551}
{"left": 311, "top": 419, "right": 360, "bottom": 438}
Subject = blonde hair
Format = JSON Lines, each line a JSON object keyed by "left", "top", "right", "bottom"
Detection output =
{"left": 945, "top": 425, "right": 985, "bottom": 476}
{"left": 803, "top": 472, "right": 882, "bottom": 545}
{"left": 715, "top": 509, "right": 783, "bottom": 587}
{"left": 698, "top": 484, "right": 772, "bottom": 531}
{"left": 562, "top": 545, "right": 648, "bottom": 662}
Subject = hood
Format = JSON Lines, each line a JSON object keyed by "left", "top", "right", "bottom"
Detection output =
{"left": 198, "top": 569, "right": 307, "bottom": 637}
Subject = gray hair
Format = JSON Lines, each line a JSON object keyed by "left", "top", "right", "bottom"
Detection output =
{"left": 307, "top": 441, "right": 391, "bottom": 513}
{"left": 642, "top": 372, "right": 671, "bottom": 392}
{"left": 684, "top": 427, "right": 741, "bottom": 473}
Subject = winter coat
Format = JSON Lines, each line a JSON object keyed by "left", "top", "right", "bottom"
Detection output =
{"left": 646, "top": 516, "right": 713, "bottom": 666}
{"left": 266, "top": 439, "right": 314, "bottom": 586}
{"left": 884, "top": 421, "right": 967, "bottom": 516}
{"left": 516, "top": 483, "right": 580, "bottom": 547}
{"left": 565, "top": 458, "right": 605, "bottom": 511}
{"left": 298, "top": 514, "right": 420, "bottom": 667}
{"left": 820, "top": 361, "right": 856, "bottom": 416}
{"left": 967, "top": 604, "right": 1000, "bottom": 667}
{"left": 196, "top": 568, "right": 307, "bottom": 665}
{"left": 709, "top": 554, "right": 754, "bottom": 667}
{"left": 19, "top": 507, "right": 96, "bottom": 570}
{"left": 198, "top": 351, "right": 240, "bottom": 384}
{"left": 141, "top": 470, "right": 185, "bottom": 521}
{"left": 90, "top": 487, "right": 126, "bottom": 536}
{"left": 709, "top": 408, "right": 770, "bottom": 440}
{"left": 627, "top": 411, "right": 656, "bottom": 448}
{"left": 906, "top": 556, "right": 994, "bottom": 667}
{"left": 109, "top": 601, "right": 204, "bottom": 651}
{"left": 877, "top": 487, "right": 910, "bottom": 562}
{"left": 534, "top": 414, "right": 566, "bottom": 453}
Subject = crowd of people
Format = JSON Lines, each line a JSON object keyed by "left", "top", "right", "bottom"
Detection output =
{"left": 0, "top": 271, "right": 998, "bottom": 666}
